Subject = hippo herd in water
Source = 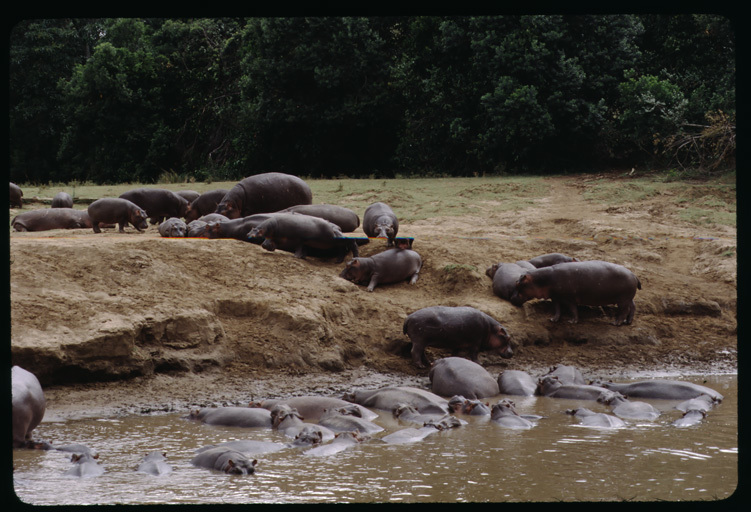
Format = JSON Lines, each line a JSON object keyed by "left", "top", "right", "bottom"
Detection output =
{"left": 10, "top": 174, "right": 721, "bottom": 478}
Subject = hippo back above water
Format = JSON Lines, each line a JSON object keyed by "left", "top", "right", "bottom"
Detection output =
{"left": 429, "top": 357, "right": 500, "bottom": 399}
{"left": 215, "top": 173, "right": 312, "bottom": 219}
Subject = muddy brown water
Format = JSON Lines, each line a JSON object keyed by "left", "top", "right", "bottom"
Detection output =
{"left": 12, "top": 375, "right": 737, "bottom": 504}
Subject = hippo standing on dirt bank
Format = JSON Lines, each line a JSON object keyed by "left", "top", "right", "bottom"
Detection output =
{"left": 248, "top": 213, "right": 349, "bottom": 260}
{"left": 51, "top": 191, "right": 73, "bottom": 208}
{"left": 10, "top": 182, "right": 23, "bottom": 208}
{"left": 12, "top": 366, "right": 46, "bottom": 449}
{"left": 119, "top": 188, "right": 190, "bottom": 224}
{"left": 403, "top": 306, "right": 512, "bottom": 368}
{"left": 215, "top": 172, "right": 312, "bottom": 219}
{"left": 87, "top": 198, "right": 149, "bottom": 233}
{"left": 339, "top": 248, "right": 422, "bottom": 291}
{"left": 363, "top": 202, "right": 399, "bottom": 246}
{"left": 515, "top": 260, "right": 641, "bottom": 325}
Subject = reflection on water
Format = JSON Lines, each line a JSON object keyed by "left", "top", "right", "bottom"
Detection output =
{"left": 13, "top": 375, "right": 737, "bottom": 504}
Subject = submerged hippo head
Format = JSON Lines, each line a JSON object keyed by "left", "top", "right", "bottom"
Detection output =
{"left": 222, "top": 457, "right": 257, "bottom": 475}
{"left": 490, "top": 399, "right": 520, "bottom": 419}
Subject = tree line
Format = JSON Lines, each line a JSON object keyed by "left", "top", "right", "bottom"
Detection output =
{"left": 9, "top": 15, "right": 736, "bottom": 184}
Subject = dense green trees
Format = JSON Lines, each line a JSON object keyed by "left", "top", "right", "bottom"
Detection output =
{"left": 9, "top": 15, "right": 735, "bottom": 184}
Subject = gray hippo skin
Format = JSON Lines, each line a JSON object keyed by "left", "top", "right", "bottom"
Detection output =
{"left": 12, "top": 208, "right": 93, "bottom": 231}
{"left": 185, "top": 189, "right": 230, "bottom": 222}
{"left": 88, "top": 198, "right": 149, "bottom": 233}
{"left": 340, "top": 248, "right": 422, "bottom": 292}
{"left": 10, "top": 182, "right": 23, "bottom": 207}
{"left": 593, "top": 379, "right": 723, "bottom": 401}
{"left": 380, "top": 419, "right": 461, "bottom": 445}
{"left": 187, "top": 219, "right": 210, "bottom": 237}
{"left": 215, "top": 172, "right": 312, "bottom": 219}
{"left": 252, "top": 396, "right": 378, "bottom": 422}
{"left": 537, "top": 375, "right": 615, "bottom": 401}
{"left": 196, "top": 440, "right": 286, "bottom": 456}
{"left": 271, "top": 404, "right": 336, "bottom": 441}
{"left": 403, "top": 306, "right": 512, "bottom": 368}
{"left": 207, "top": 213, "right": 276, "bottom": 241}
{"left": 527, "top": 253, "right": 579, "bottom": 268}
{"left": 541, "top": 365, "right": 586, "bottom": 385}
{"left": 599, "top": 393, "right": 660, "bottom": 421}
{"left": 158, "top": 217, "right": 188, "bottom": 238}
{"left": 393, "top": 403, "right": 454, "bottom": 424}
{"left": 119, "top": 188, "right": 190, "bottom": 224}
{"left": 490, "top": 400, "right": 536, "bottom": 429}
{"left": 429, "top": 357, "right": 500, "bottom": 399}
{"left": 187, "top": 406, "right": 273, "bottom": 428}
{"left": 497, "top": 369, "right": 537, "bottom": 396}
{"left": 280, "top": 204, "right": 360, "bottom": 232}
{"left": 304, "top": 431, "right": 370, "bottom": 457}
{"left": 515, "top": 260, "right": 642, "bottom": 325}
{"left": 567, "top": 408, "right": 626, "bottom": 428}
{"left": 51, "top": 191, "right": 73, "bottom": 208}
{"left": 191, "top": 447, "right": 257, "bottom": 475}
{"left": 176, "top": 190, "right": 200, "bottom": 203}
{"left": 248, "top": 213, "right": 345, "bottom": 259}
{"left": 137, "top": 452, "right": 173, "bottom": 476}
{"left": 447, "top": 396, "right": 491, "bottom": 416}
{"left": 12, "top": 366, "right": 46, "bottom": 449}
{"left": 671, "top": 395, "right": 716, "bottom": 427}
{"left": 343, "top": 386, "right": 449, "bottom": 415}
{"left": 318, "top": 408, "right": 384, "bottom": 434}
{"left": 64, "top": 453, "right": 105, "bottom": 478}
{"left": 363, "top": 201, "right": 399, "bottom": 246}
{"left": 486, "top": 260, "right": 536, "bottom": 306}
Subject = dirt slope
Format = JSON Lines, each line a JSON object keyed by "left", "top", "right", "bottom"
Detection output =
{"left": 9, "top": 175, "right": 737, "bottom": 419}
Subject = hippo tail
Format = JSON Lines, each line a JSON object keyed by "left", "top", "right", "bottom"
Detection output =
{"left": 402, "top": 317, "right": 410, "bottom": 335}
{"left": 636, "top": 276, "right": 642, "bottom": 290}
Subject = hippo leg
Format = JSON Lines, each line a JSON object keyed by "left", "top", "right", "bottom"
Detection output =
{"left": 411, "top": 344, "right": 429, "bottom": 368}
{"left": 409, "top": 271, "right": 420, "bottom": 285}
{"left": 366, "top": 274, "right": 380, "bottom": 292}
{"left": 118, "top": 222, "right": 127, "bottom": 233}
{"left": 92, "top": 223, "right": 101, "bottom": 234}
{"left": 550, "top": 301, "right": 562, "bottom": 322}
{"left": 293, "top": 246, "right": 307, "bottom": 259}
{"left": 614, "top": 300, "right": 635, "bottom": 326}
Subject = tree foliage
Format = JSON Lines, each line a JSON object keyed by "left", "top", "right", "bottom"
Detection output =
{"left": 9, "top": 15, "right": 736, "bottom": 184}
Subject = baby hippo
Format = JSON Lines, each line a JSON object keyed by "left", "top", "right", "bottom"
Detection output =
{"left": 363, "top": 202, "right": 399, "bottom": 246}
{"left": 339, "top": 248, "right": 422, "bottom": 292}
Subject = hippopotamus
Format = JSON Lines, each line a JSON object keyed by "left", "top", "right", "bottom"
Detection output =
{"left": 527, "top": 253, "right": 579, "bottom": 268}
{"left": 486, "top": 261, "right": 536, "bottom": 306}
{"left": 280, "top": 204, "right": 360, "bottom": 232}
{"left": 12, "top": 208, "right": 92, "bottom": 231}
{"left": 515, "top": 260, "right": 642, "bottom": 325}
{"left": 428, "top": 357, "right": 500, "bottom": 399}
{"left": 592, "top": 379, "right": 723, "bottom": 401}
{"left": 158, "top": 217, "right": 188, "bottom": 238}
{"left": 12, "top": 366, "right": 46, "bottom": 449}
{"left": 215, "top": 172, "right": 312, "bottom": 219}
{"left": 670, "top": 395, "right": 716, "bottom": 427}
{"left": 51, "top": 191, "right": 73, "bottom": 208}
{"left": 318, "top": 408, "right": 384, "bottom": 434}
{"left": 252, "top": 396, "right": 378, "bottom": 422}
{"left": 490, "top": 400, "right": 536, "bottom": 429}
{"left": 186, "top": 219, "right": 211, "bottom": 237}
{"left": 303, "top": 431, "right": 370, "bottom": 457}
{"left": 599, "top": 393, "right": 660, "bottom": 421}
{"left": 382, "top": 417, "right": 462, "bottom": 445}
{"left": 88, "top": 198, "right": 149, "bottom": 233}
{"left": 10, "top": 182, "right": 23, "bottom": 208}
{"left": 541, "top": 365, "right": 586, "bottom": 385}
{"left": 64, "top": 453, "right": 105, "bottom": 478}
{"left": 186, "top": 406, "right": 273, "bottom": 428}
{"left": 402, "top": 306, "right": 512, "bottom": 368}
{"left": 191, "top": 447, "right": 257, "bottom": 475}
{"left": 119, "top": 188, "right": 190, "bottom": 224}
{"left": 363, "top": 202, "right": 399, "bottom": 246}
{"left": 270, "top": 404, "right": 336, "bottom": 441}
{"left": 393, "top": 403, "right": 454, "bottom": 425}
{"left": 136, "top": 452, "right": 173, "bottom": 476}
{"left": 176, "top": 190, "right": 200, "bottom": 203}
{"left": 537, "top": 375, "right": 616, "bottom": 401}
{"left": 247, "top": 213, "right": 349, "bottom": 260}
{"left": 206, "top": 213, "right": 276, "bottom": 241}
{"left": 185, "top": 189, "right": 230, "bottom": 222}
{"left": 343, "top": 386, "right": 450, "bottom": 415}
{"left": 497, "top": 370, "right": 538, "bottom": 396}
{"left": 195, "top": 440, "right": 287, "bottom": 457}
{"left": 339, "top": 248, "right": 422, "bottom": 292}
{"left": 447, "top": 396, "right": 491, "bottom": 416}
{"left": 566, "top": 408, "right": 626, "bottom": 428}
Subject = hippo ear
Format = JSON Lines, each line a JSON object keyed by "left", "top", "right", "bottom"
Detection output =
{"left": 518, "top": 274, "right": 532, "bottom": 285}
{"left": 252, "top": 459, "right": 258, "bottom": 466}
{"left": 227, "top": 459, "right": 236, "bottom": 468}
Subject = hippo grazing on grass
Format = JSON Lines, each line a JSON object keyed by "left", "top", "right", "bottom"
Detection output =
{"left": 566, "top": 408, "right": 626, "bottom": 428}
{"left": 88, "top": 198, "right": 148, "bottom": 233}
{"left": 592, "top": 379, "right": 723, "bottom": 402}
{"left": 343, "top": 386, "right": 449, "bottom": 415}
{"left": 486, "top": 261, "right": 536, "bottom": 306}
{"left": 12, "top": 366, "right": 46, "bottom": 449}
{"left": 497, "top": 370, "right": 538, "bottom": 396}
{"left": 64, "top": 453, "right": 105, "bottom": 478}
{"left": 340, "top": 248, "right": 422, "bottom": 292}
{"left": 515, "top": 260, "right": 641, "bottom": 325}
{"left": 185, "top": 189, "right": 230, "bottom": 222}
{"left": 158, "top": 217, "right": 188, "bottom": 238}
{"left": 187, "top": 406, "right": 272, "bottom": 428}
{"left": 137, "top": 452, "right": 173, "bottom": 476}
{"left": 403, "top": 306, "right": 512, "bottom": 368}
{"left": 191, "top": 447, "right": 257, "bottom": 475}
{"left": 527, "top": 253, "right": 579, "bottom": 268}
{"left": 51, "top": 191, "right": 73, "bottom": 208}
{"left": 429, "top": 357, "right": 500, "bottom": 399}
{"left": 10, "top": 182, "right": 23, "bottom": 207}
{"left": 363, "top": 202, "right": 399, "bottom": 246}
{"left": 119, "top": 188, "right": 190, "bottom": 224}
{"left": 490, "top": 400, "right": 536, "bottom": 429}
{"left": 215, "top": 172, "right": 312, "bottom": 219}
{"left": 12, "top": 208, "right": 93, "bottom": 231}
{"left": 280, "top": 204, "right": 360, "bottom": 232}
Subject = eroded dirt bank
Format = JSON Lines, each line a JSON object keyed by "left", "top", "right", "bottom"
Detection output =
{"left": 9, "top": 175, "right": 737, "bottom": 420}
